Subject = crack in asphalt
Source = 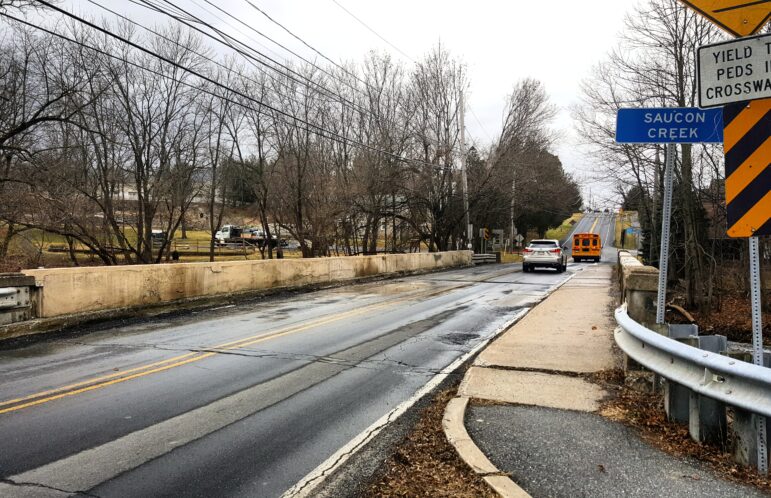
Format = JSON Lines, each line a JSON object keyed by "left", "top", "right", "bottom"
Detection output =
{"left": 0, "top": 478, "right": 100, "bottom": 497}
{"left": 2, "top": 338, "right": 472, "bottom": 388}
{"left": 29, "top": 320, "right": 489, "bottom": 379}
{"left": 288, "top": 399, "right": 403, "bottom": 498}
{"left": 191, "top": 346, "right": 464, "bottom": 377}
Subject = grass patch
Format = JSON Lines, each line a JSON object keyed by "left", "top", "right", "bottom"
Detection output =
{"left": 501, "top": 252, "right": 523, "bottom": 264}
{"left": 545, "top": 212, "right": 584, "bottom": 241}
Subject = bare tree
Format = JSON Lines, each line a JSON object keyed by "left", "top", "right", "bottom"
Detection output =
{"left": 575, "top": 0, "right": 725, "bottom": 310}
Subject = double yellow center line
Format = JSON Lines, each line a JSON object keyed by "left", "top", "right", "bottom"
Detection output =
{"left": 0, "top": 285, "right": 463, "bottom": 415}
{"left": 589, "top": 217, "right": 600, "bottom": 234}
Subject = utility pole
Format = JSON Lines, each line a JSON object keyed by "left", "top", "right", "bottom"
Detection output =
{"left": 651, "top": 145, "right": 661, "bottom": 264}
{"left": 460, "top": 91, "right": 470, "bottom": 249}
{"left": 510, "top": 175, "right": 516, "bottom": 253}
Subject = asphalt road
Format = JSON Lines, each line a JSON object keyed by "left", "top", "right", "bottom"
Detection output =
{"left": 564, "top": 211, "right": 618, "bottom": 263}
{"left": 468, "top": 405, "right": 767, "bottom": 498}
{"left": 0, "top": 258, "right": 587, "bottom": 497}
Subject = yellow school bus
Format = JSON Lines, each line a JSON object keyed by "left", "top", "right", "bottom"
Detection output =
{"left": 572, "top": 233, "right": 601, "bottom": 262}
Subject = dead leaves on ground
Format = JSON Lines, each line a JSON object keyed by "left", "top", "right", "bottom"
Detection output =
{"left": 600, "top": 381, "right": 771, "bottom": 493}
{"left": 367, "top": 389, "right": 496, "bottom": 498}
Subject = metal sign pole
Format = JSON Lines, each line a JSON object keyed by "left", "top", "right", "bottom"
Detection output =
{"left": 749, "top": 236, "right": 768, "bottom": 474}
{"left": 656, "top": 143, "right": 675, "bottom": 325}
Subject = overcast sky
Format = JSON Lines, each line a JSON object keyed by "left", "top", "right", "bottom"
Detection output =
{"left": 63, "top": 0, "right": 643, "bottom": 207}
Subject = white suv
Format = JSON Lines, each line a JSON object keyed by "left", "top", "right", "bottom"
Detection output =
{"left": 523, "top": 239, "right": 567, "bottom": 273}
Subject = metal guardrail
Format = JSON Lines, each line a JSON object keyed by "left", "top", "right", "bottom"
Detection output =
{"left": 471, "top": 254, "right": 497, "bottom": 265}
{"left": 615, "top": 303, "right": 771, "bottom": 418}
{"left": 0, "top": 288, "right": 18, "bottom": 309}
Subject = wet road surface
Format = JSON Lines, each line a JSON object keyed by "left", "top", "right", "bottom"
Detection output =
{"left": 564, "top": 212, "right": 618, "bottom": 263}
{"left": 0, "top": 261, "right": 584, "bottom": 497}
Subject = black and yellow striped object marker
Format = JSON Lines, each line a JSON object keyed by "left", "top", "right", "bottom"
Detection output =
{"left": 722, "top": 98, "right": 771, "bottom": 238}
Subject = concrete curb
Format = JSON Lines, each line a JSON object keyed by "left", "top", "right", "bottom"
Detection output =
{"left": 442, "top": 396, "right": 531, "bottom": 498}
{"left": 441, "top": 267, "right": 586, "bottom": 498}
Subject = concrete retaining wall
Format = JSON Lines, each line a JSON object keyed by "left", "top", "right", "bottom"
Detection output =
{"left": 24, "top": 251, "right": 472, "bottom": 319}
{"left": 617, "top": 250, "right": 659, "bottom": 328}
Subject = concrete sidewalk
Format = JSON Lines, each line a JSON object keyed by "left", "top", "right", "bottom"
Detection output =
{"left": 444, "top": 265, "right": 767, "bottom": 498}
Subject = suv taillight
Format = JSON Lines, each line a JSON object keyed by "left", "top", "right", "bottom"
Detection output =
{"left": 550, "top": 248, "right": 561, "bottom": 254}
{"left": 523, "top": 248, "right": 533, "bottom": 254}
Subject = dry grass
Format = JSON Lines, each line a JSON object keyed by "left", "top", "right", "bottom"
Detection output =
{"left": 545, "top": 212, "right": 584, "bottom": 242}
{"left": 500, "top": 253, "right": 523, "bottom": 264}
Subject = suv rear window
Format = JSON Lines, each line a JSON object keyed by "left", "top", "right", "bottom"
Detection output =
{"left": 530, "top": 241, "right": 558, "bottom": 247}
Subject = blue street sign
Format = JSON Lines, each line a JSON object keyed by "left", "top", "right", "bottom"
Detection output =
{"left": 616, "top": 107, "right": 723, "bottom": 144}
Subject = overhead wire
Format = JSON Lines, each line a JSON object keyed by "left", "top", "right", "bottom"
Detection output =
{"left": 6, "top": 2, "right": 450, "bottom": 171}
{"left": 321, "top": 0, "right": 491, "bottom": 150}
{"left": 87, "top": 0, "right": 334, "bottom": 122}
{"left": 242, "top": 0, "right": 372, "bottom": 92}
{"left": 134, "top": 0, "right": 437, "bottom": 147}
{"left": 134, "top": 0, "right": 362, "bottom": 111}
{"left": 468, "top": 107, "right": 495, "bottom": 143}
{"left": 328, "top": 0, "right": 415, "bottom": 63}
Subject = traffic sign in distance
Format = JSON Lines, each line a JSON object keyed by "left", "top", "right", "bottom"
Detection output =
{"left": 723, "top": 99, "right": 771, "bottom": 237}
{"left": 680, "top": 0, "right": 771, "bottom": 38}
{"left": 698, "top": 33, "right": 771, "bottom": 108}
{"left": 616, "top": 108, "right": 723, "bottom": 144}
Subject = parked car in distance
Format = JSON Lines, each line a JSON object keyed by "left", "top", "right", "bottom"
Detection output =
{"left": 150, "top": 229, "right": 166, "bottom": 247}
{"left": 215, "top": 224, "right": 243, "bottom": 243}
{"left": 522, "top": 239, "right": 567, "bottom": 273}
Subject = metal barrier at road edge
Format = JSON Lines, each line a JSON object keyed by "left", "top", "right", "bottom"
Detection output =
{"left": 615, "top": 304, "right": 771, "bottom": 419}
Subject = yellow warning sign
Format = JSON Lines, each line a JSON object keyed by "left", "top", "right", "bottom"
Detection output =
{"left": 723, "top": 98, "right": 771, "bottom": 237}
{"left": 680, "top": 0, "right": 771, "bottom": 37}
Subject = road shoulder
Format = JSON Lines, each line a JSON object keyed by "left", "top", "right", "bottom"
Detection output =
{"left": 446, "top": 263, "right": 768, "bottom": 497}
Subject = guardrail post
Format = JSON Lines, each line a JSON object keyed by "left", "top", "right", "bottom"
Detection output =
{"left": 730, "top": 351, "right": 770, "bottom": 471}
{"left": 687, "top": 335, "right": 728, "bottom": 446}
{"left": 665, "top": 380, "right": 690, "bottom": 424}
{"left": 734, "top": 410, "right": 770, "bottom": 469}
{"left": 616, "top": 302, "right": 771, "bottom": 476}
{"left": 664, "top": 325, "right": 699, "bottom": 424}
{"left": 0, "top": 273, "right": 36, "bottom": 325}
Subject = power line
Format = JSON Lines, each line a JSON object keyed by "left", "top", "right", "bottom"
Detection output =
{"left": 112, "top": 0, "right": 346, "bottom": 115}
{"left": 3, "top": 4, "right": 449, "bottom": 172}
{"left": 199, "top": 0, "right": 354, "bottom": 89}
{"left": 243, "top": 0, "right": 371, "bottom": 94}
{"left": 137, "top": 0, "right": 359, "bottom": 109}
{"left": 145, "top": 0, "right": 450, "bottom": 151}
{"left": 134, "top": 0, "right": 426, "bottom": 145}
{"left": 468, "top": 107, "right": 495, "bottom": 143}
{"left": 6, "top": 6, "right": 375, "bottom": 157}
{"left": 84, "top": 0, "right": 360, "bottom": 139}
{"left": 328, "top": 0, "right": 415, "bottom": 62}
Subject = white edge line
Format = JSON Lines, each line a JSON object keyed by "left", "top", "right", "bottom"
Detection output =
{"left": 283, "top": 267, "right": 579, "bottom": 498}
{"left": 281, "top": 307, "right": 532, "bottom": 498}
{"left": 602, "top": 215, "right": 614, "bottom": 249}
